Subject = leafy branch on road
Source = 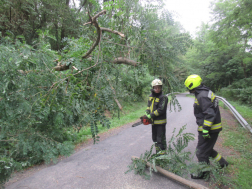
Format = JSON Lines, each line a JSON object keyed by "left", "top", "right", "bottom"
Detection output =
{"left": 126, "top": 125, "right": 234, "bottom": 189}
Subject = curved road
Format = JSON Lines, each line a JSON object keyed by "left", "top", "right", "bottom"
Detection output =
{"left": 6, "top": 93, "right": 208, "bottom": 189}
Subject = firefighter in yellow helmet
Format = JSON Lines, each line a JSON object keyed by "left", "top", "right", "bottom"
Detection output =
{"left": 145, "top": 79, "right": 168, "bottom": 154}
{"left": 185, "top": 74, "right": 228, "bottom": 179}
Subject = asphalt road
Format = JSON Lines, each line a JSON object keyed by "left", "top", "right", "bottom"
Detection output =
{"left": 6, "top": 93, "right": 209, "bottom": 189}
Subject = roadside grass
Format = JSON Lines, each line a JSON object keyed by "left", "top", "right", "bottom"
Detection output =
{"left": 219, "top": 100, "right": 252, "bottom": 125}
{"left": 187, "top": 93, "right": 252, "bottom": 188}
{"left": 218, "top": 100, "right": 252, "bottom": 189}
{"left": 74, "top": 100, "right": 147, "bottom": 144}
{"left": 186, "top": 93, "right": 194, "bottom": 98}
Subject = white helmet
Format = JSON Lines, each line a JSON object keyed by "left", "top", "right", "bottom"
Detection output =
{"left": 151, "top": 79, "right": 162, "bottom": 87}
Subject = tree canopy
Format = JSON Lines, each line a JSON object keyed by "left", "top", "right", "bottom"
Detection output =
{"left": 185, "top": 0, "right": 252, "bottom": 94}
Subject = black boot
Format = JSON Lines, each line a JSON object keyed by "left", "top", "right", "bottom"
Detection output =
{"left": 219, "top": 157, "right": 228, "bottom": 169}
{"left": 191, "top": 171, "right": 209, "bottom": 179}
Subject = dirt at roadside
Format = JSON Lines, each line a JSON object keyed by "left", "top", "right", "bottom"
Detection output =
{"left": 214, "top": 106, "right": 240, "bottom": 159}
{"left": 206, "top": 106, "right": 240, "bottom": 189}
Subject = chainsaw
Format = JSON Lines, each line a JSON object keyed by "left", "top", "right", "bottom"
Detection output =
{"left": 132, "top": 115, "right": 152, "bottom": 127}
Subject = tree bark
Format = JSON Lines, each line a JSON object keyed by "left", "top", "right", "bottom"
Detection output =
{"left": 101, "top": 27, "right": 125, "bottom": 38}
{"left": 81, "top": 10, "right": 106, "bottom": 59}
{"left": 54, "top": 64, "right": 69, "bottom": 71}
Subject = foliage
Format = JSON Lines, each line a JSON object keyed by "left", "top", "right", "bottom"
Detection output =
{"left": 0, "top": 34, "right": 77, "bottom": 168}
{"left": 189, "top": 160, "right": 235, "bottom": 189}
{"left": 0, "top": 0, "right": 82, "bottom": 50}
{"left": 75, "top": 100, "right": 147, "bottom": 144}
{"left": 126, "top": 125, "right": 195, "bottom": 178}
{"left": 185, "top": 0, "right": 252, "bottom": 94}
{"left": 125, "top": 144, "right": 155, "bottom": 180}
{"left": 152, "top": 125, "right": 195, "bottom": 176}
{"left": 218, "top": 77, "right": 252, "bottom": 106}
{"left": 0, "top": 157, "right": 21, "bottom": 186}
{"left": 0, "top": 0, "right": 193, "bottom": 184}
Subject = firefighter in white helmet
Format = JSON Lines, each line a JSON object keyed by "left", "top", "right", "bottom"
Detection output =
{"left": 145, "top": 79, "right": 168, "bottom": 154}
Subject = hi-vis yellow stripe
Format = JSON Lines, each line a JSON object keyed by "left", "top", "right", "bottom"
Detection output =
{"left": 150, "top": 98, "right": 155, "bottom": 113}
{"left": 208, "top": 91, "right": 216, "bottom": 102}
{"left": 204, "top": 120, "right": 213, "bottom": 126}
{"left": 194, "top": 98, "right": 199, "bottom": 105}
{"left": 154, "top": 110, "right": 159, "bottom": 116}
{"left": 198, "top": 123, "right": 222, "bottom": 131}
{"left": 213, "top": 153, "right": 222, "bottom": 161}
{"left": 154, "top": 119, "right": 166, "bottom": 124}
{"left": 211, "top": 123, "right": 222, "bottom": 130}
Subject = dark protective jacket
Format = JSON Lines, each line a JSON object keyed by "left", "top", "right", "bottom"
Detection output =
{"left": 194, "top": 85, "right": 222, "bottom": 133}
{"left": 146, "top": 90, "right": 168, "bottom": 125}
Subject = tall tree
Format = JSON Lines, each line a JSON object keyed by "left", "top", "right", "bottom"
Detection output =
{"left": 211, "top": 0, "right": 252, "bottom": 78}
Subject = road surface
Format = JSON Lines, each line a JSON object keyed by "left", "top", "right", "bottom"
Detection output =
{"left": 6, "top": 93, "right": 209, "bottom": 189}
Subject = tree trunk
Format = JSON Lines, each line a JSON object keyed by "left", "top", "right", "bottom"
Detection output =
{"left": 60, "top": 0, "right": 70, "bottom": 49}
{"left": 241, "top": 38, "right": 248, "bottom": 78}
{"left": 54, "top": 23, "right": 60, "bottom": 50}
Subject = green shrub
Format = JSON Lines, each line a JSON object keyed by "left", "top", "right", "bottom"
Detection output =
{"left": 0, "top": 158, "right": 21, "bottom": 185}
{"left": 219, "top": 77, "right": 252, "bottom": 106}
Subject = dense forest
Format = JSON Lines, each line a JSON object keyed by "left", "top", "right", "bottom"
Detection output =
{"left": 0, "top": 0, "right": 251, "bottom": 184}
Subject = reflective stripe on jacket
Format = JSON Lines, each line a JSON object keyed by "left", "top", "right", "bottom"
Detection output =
{"left": 194, "top": 85, "right": 222, "bottom": 133}
{"left": 146, "top": 91, "right": 168, "bottom": 125}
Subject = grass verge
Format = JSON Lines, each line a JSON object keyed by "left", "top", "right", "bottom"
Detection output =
{"left": 219, "top": 100, "right": 252, "bottom": 125}
{"left": 218, "top": 100, "right": 252, "bottom": 189}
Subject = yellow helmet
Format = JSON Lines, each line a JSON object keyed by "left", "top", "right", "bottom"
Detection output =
{"left": 151, "top": 79, "right": 162, "bottom": 87}
{"left": 184, "top": 75, "right": 202, "bottom": 90}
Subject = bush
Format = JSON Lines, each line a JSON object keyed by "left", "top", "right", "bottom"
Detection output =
{"left": 0, "top": 158, "right": 21, "bottom": 185}
{"left": 218, "top": 77, "right": 252, "bottom": 106}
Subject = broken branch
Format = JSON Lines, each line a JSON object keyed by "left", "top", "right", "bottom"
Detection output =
{"left": 82, "top": 10, "right": 106, "bottom": 59}
{"left": 112, "top": 57, "right": 140, "bottom": 66}
{"left": 100, "top": 27, "right": 125, "bottom": 38}
{"left": 54, "top": 64, "right": 69, "bottom": 71}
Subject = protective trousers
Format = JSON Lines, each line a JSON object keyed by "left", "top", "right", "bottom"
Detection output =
{"left": 196, "top": 132, "right": 228, "bottom": 167}
{"left": 152, "top": 124, "right": 167, "bottom": 153}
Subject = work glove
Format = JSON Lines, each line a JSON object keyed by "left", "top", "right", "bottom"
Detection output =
{"left": 202, "top": 129, "right": 211, "bottom": 139}
{"left": 145, "top": 112, "right": 151, "bottom": 119}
